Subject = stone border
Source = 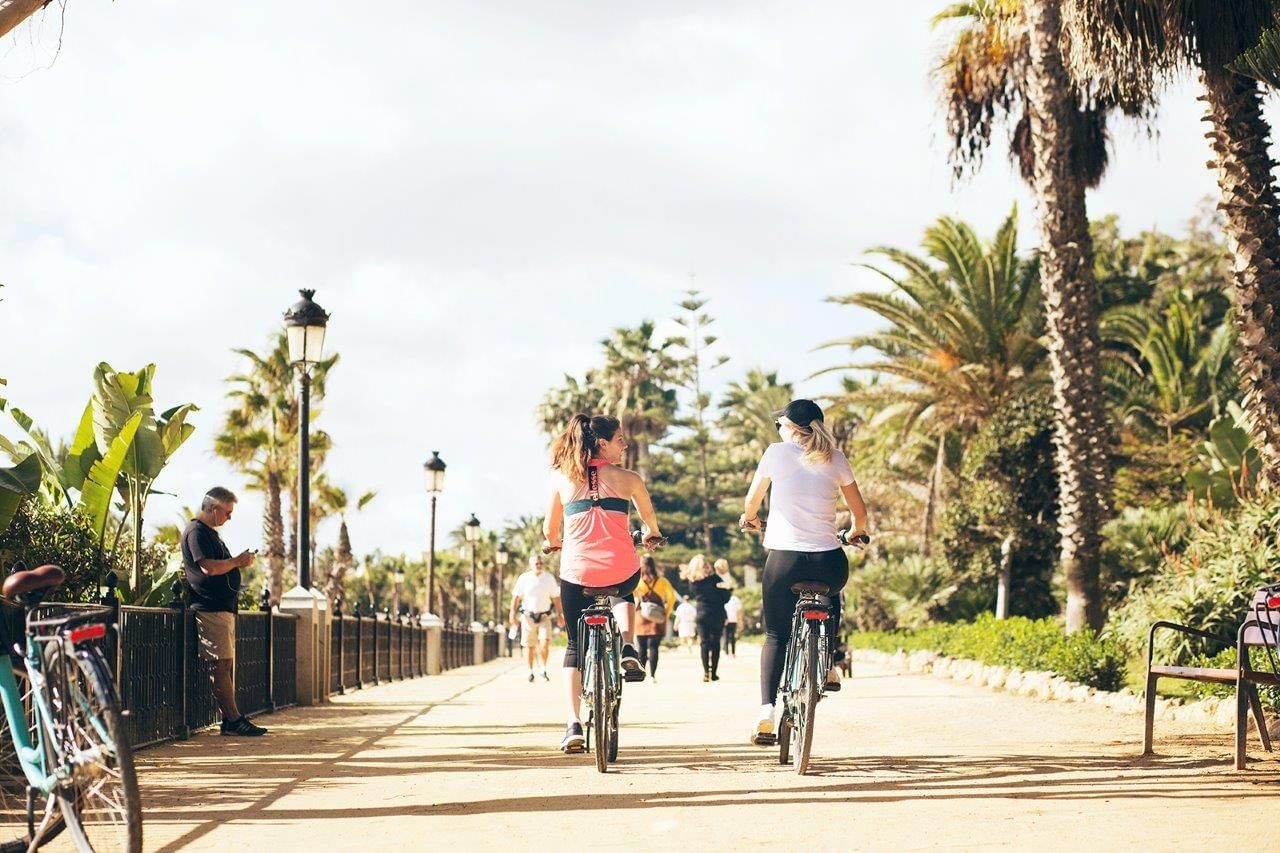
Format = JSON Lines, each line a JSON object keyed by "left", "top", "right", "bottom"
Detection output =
{"left": 852, "top": 648, "right": 1242, "bottom": 731}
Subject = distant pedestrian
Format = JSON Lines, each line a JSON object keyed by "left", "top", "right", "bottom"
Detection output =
{"left": 724, "top": 592, "right": 742, "bottom": 656}
{"left": 181, "top": 487, "right": 266, "bottom": 737}
{"left": 674, "top": 596, "right": 697, "bottom": 653}
{"left": 682, "top": 555, "right": 730, "bottom": 682}
{"left": 633, "top": 556, "right": 677, "bottom": 681}
{"left": 509, "top": 553, "right": 564, "bottom": 682}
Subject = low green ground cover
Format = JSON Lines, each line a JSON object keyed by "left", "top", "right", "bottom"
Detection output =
{"left": 849, "top": 614, "right": 1127, "bottom": 692}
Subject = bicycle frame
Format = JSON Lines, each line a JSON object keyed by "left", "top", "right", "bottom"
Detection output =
{"left": 579, "top": 603, "right": 621, "bottom": 707}
{"left": 781, "top": 594, "right": 832, "bottom": 700}
{"left": 0, "top": 635, "right": 62, "bottom": 797}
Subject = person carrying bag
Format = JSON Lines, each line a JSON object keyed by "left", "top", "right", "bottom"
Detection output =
{"left": 633, "top": 556, "right": 677, "bottom": 681}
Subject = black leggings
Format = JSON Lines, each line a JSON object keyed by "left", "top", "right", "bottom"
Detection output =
{"left": 724, "top": 623, "right": 737, "bottom": 654}
{"left": 760, "top": 549, "right": 849, "bottom": 705}
{"left": 560, "top": 571, "right": 641, "bottom": 669}
{"left": 697, "top": 616, "right": 724, "bottom": 675}
{"left": 637, "top": 635, "right": 661, "bottom": 676}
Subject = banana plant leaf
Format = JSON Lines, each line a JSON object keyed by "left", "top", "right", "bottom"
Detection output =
{"left": 0, "top": 453, "right": 42, "bottom": 534}
{"left": 79, "top": 412, "right": 142, "bottom": 543}
{"left": 92, "top": 363, "right": 163, "bottom": 480}
{"left": 61, "top": 401, "right": 100, "bottom": 493}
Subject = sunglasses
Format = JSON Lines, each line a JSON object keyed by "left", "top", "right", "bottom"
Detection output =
{"left": 774, "top": 420, "right": 783, "bottom": 430}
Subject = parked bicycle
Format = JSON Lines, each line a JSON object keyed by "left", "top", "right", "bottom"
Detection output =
{"left": 546, "top": 530, "right": 664, "bottom": 772}
{"left": 0, "top": 563, "right": 141, "bottom": 852}
{"left": 743, "top": 522, "right": 868, "bottom": 774}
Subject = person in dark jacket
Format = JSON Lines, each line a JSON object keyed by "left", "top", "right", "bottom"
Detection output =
{"left": 682, "top": 555, "right": 731, "bottom": 681}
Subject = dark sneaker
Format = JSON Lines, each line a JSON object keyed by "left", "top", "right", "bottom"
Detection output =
{"left": 711, "top": 673, "right": 721, "bottom": 682}
{"left": 528, "top": 672, "right": 536, "bottom": 682}
{"left": 542, "top": 671, "right": 550, "bottom": 682}
{"left": 220, "top": 716, "right": 267, "bottom": 737}
{"left": 703, "top": 671, "right": 711, "bottom": 683}
{"left": 620, "top": 645, "right": 645, "bottom": 682}
{"left": 560, "top": 722, "right": 585, "bottom": 753}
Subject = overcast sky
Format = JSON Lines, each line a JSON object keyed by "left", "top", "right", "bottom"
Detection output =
{"left": 0, "top": 2, "right": 1256, "bottom": 566}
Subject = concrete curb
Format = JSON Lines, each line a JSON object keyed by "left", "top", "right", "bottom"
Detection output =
{"left": 851, "top": 648, "right": 1242, "bottom": 731}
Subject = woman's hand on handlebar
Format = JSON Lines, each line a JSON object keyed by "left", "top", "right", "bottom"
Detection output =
{"left": 739, "top": 513, "right": 763, "bottom": 532}
{"left": 632, "top": 528, "right": 667, "bottom": 551}
{"left": 838, "top": 529, "right": 870, "bottom": 547}
{"left": 541, "top": 538, "right": 562, "bottom": 554}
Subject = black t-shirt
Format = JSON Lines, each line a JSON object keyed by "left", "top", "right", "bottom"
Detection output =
{"left": 693, "top": 574, "right": 731, "bottom": 620}
{"left": 181, "top": 519, "right": 240, "bottom": 613}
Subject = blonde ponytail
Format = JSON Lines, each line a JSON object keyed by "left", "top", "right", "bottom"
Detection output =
{"left": 797, "top": 418, "right": 836, "bottom": 466}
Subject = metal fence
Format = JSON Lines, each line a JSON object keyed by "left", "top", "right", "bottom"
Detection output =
{"left": 328, "top": 606, "right": 431, "bottom": 694}
{"left": 442, "top": 624, "right": 472, "bottom": 671}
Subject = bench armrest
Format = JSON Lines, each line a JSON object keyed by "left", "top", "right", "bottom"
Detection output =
{"left": 1148, "top": 620, "right": 1234, "bottom": 669}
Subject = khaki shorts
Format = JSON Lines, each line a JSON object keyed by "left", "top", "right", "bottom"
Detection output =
{"left": 195, "top": 611, "right": 236, "bottom": 662}
{"left": 519, "top": 612, "right": 553, "bottom": 647}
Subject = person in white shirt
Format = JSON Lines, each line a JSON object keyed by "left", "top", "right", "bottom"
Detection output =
{"left": 509, "top": 554, "right": 565, "bottom": 682}
{"left": 723, "top": 592, "right": 743, "bottom": 656}
{"left": 740, "top": 399, "right": 868, "bottom": 746}
{"left": 674, "top": 596, "right": 698, "bottom": 653}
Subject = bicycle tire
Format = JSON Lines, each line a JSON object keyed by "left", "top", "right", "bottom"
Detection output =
{"left": 592, "top": 631, "right": 608, "bottom": 773}
{"left": 47, "top": 646, "right": 142, "bottom": 852}
{"left": 777, "top": 712, "right": 792, "bottom": 765}
{"left": 607, "top": 701, "right": 619, "bottom": 763}
{"left": 794, "top": 627, "right": 819, "bottom": 776}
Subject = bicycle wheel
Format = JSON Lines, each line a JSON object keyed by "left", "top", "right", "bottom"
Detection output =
{"left": 0, "top": 662, "right": 65, "bottom": 852}
{"left": 45, "top": 644, "right": 141, "bottom": 852}
{"left": 592, "top": 632, "right": 608, "bottom": 773}
{"left": 607, "top": 699, "right": 619, "bottom": 763}
{"left": 777, "top": 711, "right": 792, "bottom": 766}
{"left": 794, "top": 627, "right": 820, "bottom": 776}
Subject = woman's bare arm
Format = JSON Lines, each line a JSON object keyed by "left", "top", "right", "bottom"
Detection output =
{"left": 628, "top": 473, "right": 662, "bottom": 538}
{"left": 543, "top": 484, "right": 564, "bottom": 548}
{"left": 740, "top": 466, "right": 770, "bottom": 529}
{"left": 840, "top": 480, "right": 869, "bottom": 536}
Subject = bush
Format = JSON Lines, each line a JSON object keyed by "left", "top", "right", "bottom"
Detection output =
{"left": 1107, "top": 495, "right": 1280, "bottom": 663}
{"left": 850, "top": 614, "right": 1127, "bottom": 692}
{"left": 1099, "top": 503, "right": 1192, "bottom": 613}
{"left": 941, "top": 388, "right": 1059, "bottom": 620}
{"left": 844, "top": 554, "right": 972, "bottom": 632}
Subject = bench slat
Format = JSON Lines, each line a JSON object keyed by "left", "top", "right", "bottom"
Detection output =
{"left": 1150, "top": 665, "right": 1280, "bottom": 686}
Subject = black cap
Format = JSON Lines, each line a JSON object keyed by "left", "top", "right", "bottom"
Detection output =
{"left": 773, "top": 399, "right": 824, "bottom": 426}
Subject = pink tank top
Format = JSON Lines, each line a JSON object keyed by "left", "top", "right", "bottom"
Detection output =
{"left": 559, "top": 460, "right": 639, "bottom": 586}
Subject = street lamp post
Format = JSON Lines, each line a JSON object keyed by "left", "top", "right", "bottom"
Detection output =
{"left": 424, "top": 451, "right": 446, "bottom": 616}
{"left": 495, "top": 542, "right": 510, "bottom": 625}
{"left": 464, "top": 514, "right": 481, "bottom": 625}
{"left": 283, "top": 289, "right": 329, "bottom": 591}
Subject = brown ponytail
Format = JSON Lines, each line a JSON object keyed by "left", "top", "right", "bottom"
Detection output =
{"left": 551, "top": 413, "right": 621, "bottom": 484}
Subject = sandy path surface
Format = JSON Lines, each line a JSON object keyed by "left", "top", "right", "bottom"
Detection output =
{"left": 135, "top": 643, "right": 1280, "bottom": 851}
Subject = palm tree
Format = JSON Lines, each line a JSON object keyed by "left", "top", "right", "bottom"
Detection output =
{"left": 598, "top": 322, "right": 679, "bottom": 476}
{"left": 216, "top": 331, "right": 337, "bottom": 602}
{"left": 822, "top": 210, "right": 1044, "bottom": 553}
{"left": 937, "top": 0, "right": 1127, "bottom": 630}
{"left": 312, "top": 483, "right": 376, "bottom": 602}
{"left": 719, "top": 369, "right": 795, "bottom": 461}
{"left": 1062, "top": 1, "right": 1280, "bottom": 487}
{"left": 537, "top": 373, "right": 603, "bottom": 442}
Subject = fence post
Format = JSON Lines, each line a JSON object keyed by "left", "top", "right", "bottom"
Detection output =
{"left": 335, "top": 599, "right": 345, "bottom": 695}
{"left": 279, "top": 586, "right": 318, "bottom": 706}
{"left": 168, "top": 577, "right": 191, "bottom": 741}
{"left": 372, "top": 610, "right": 381, "bottom": 686}
{"left": 261, "top": 587, "right": 275, "bottom": 712}
{"left": 100, "top": 571, "right": 121, "bottom": 690}
{"left": 354, "top": 602, "right": 363, "bottom": 690}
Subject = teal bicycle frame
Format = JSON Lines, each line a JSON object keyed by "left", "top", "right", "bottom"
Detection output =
{"left": 0, "top": 633, "right": 66, "bottom": 798}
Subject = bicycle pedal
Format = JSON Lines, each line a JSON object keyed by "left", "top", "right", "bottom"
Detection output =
{"left": 623, "top": 669, "right": 646, "bottom": 683}
{"left": 752, "top": 733, "right": 777, "bottom": 746}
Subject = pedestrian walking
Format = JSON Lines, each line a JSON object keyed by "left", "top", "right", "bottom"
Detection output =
{"left": 509, "top": 553, "right": 565, "bottom": 682}
{"left": 633, "top": 556, "right": 677, "bottom": 682}
{"left": 682, "top": 555, "right": 731, "bottom": 682}
{"left": 181, "top": 487, "right": 266, "bottom": 737}
{"left": 724, "top": 591, "right": 743, "bottom": 656}
{"left": 674, "top": 596, "right": 697, "bottom": 653}
{"left": 740, "top": 399, "right": 869, "bottom": 745}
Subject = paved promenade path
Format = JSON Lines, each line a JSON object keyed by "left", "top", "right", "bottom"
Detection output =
{"left": 139, "top": 644, "right": 1280, "bottom": 851}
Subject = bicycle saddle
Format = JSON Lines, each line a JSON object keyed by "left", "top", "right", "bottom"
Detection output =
{"left": 582, "top": 587, "right": 619, "bottom": 598}
{"left": 790, "top": 581, "right": 830, "bottom": 595}
{"left": 4, "top": 564, "right": 65, "bottom": 598}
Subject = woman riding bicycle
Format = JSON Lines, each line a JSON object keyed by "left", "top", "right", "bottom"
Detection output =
{"left": 544, "top": 413, "right": 664, "bottom": 753}
{"left": 739, "top": 399, "right": 868, "bottom": 746}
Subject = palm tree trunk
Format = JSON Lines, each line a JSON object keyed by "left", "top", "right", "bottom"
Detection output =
{"left": 922, "top": 433, "right": 946, "bottom": 556}
{"left": 264, "top": 468, "right": 286, "bottom": 604}
{"left": 1199, "top": 65, "right": 1280, "bottom": 484}
{"left": 1025, "top": 0, "right": 1110, "bottom": 632}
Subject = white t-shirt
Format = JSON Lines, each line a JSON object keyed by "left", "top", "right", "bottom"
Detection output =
{"left": 675, "top": 601, "right": 697, "bottom": 630}
{"left": 757, "top": 441, "right": 855, "bottom": 552}
{"left": 724, "top": 595, "right": 743, "bottom": 623}
{"left": 512, "top": 570, "right": 559, "bottom": 613}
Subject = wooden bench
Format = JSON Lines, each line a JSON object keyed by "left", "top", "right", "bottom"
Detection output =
{"left": 1144, "top": 584, "right": 1280, "bottom": 769}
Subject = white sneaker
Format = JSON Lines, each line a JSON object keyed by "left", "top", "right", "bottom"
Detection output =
{"left": 752, "top": 704, "right": 775, "bottom": 745}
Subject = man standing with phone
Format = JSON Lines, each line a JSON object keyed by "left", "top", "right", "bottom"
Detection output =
{"left": 181, "top": 487, "right": 267, "bottom": 736}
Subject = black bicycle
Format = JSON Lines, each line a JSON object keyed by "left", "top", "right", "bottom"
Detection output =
{"left": 743, "top": 521, "right": 867, "bottom": 774}
{"left": 545, "top": 529, "right": 665, "bottom": 773}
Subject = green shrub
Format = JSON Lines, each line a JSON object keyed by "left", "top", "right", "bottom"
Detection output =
{"left": 1099, "top": 504, "right": 1191, "bottom": 613}
{"left": 941, "top": 388, "right": 1059, "bottom": 620}
{"left": 1107, "top": 496, "right": 1280, "bottom": 663}
{"left": 850, "top": 614, "right": 1127, "bottom": 692}
{"left": 844, "top": 554, "right": 964, "bottom": 632}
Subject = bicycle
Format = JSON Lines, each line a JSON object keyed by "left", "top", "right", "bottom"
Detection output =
{"left": 545, "top": 530, "right": 665, "bottom": 773}
{"left": 742, "top": 520, "right": 867, "bottom": 775}
{"left": 0, "top": 563, "right": 141, "bottom": 852}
